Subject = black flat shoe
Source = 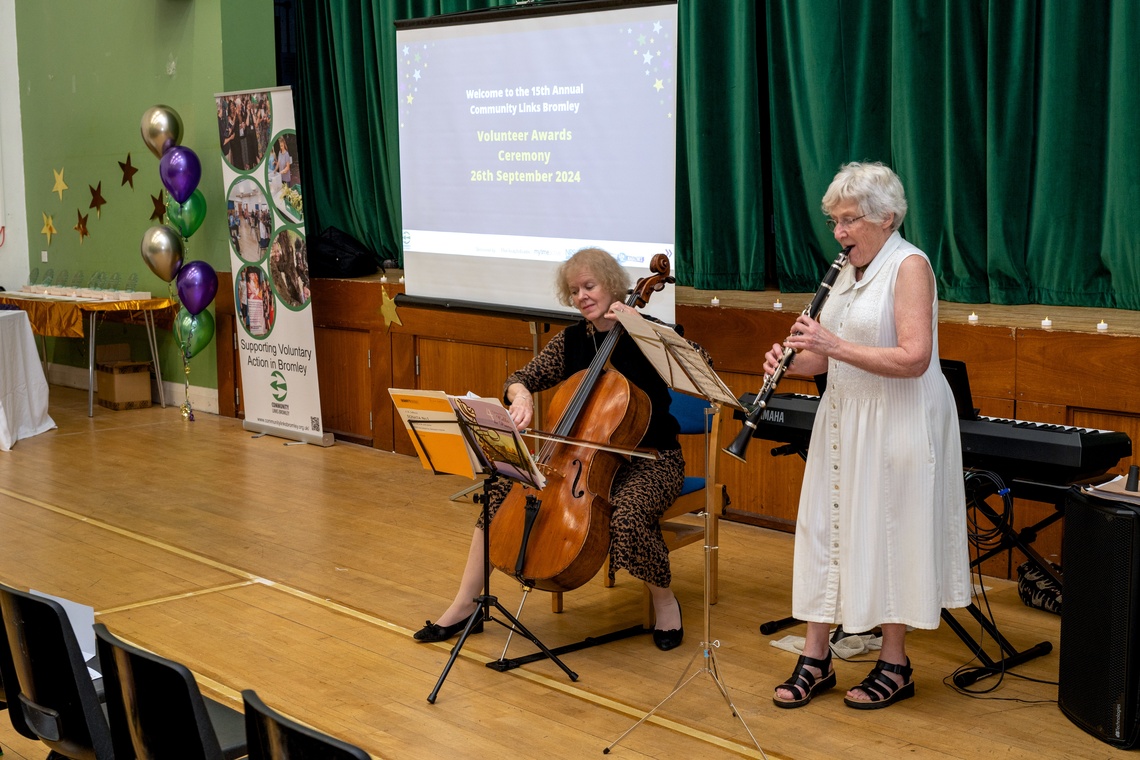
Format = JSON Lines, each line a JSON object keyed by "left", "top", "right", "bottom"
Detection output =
{"left": 652, "top": 607, "right": 683, "bottom": 651}
{"left": 413, "top": 616, "right": 484, "bottom": 643}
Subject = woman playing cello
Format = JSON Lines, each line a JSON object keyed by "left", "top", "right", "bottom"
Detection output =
{"left": 414, "top": 247, "right": 710, "bottom": 651}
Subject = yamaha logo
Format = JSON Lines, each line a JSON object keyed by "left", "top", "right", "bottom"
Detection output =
{"left": 760, "top": 409, "right": 784, "bottom": 424}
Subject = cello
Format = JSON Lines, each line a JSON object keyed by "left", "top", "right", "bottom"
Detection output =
{"left": 487, "top": 254, "right": 674, "bottom": 593}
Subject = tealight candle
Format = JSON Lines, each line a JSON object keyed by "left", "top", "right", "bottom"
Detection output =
{"left": 968, "top": 312, "right": 978, "bottom": 323}
{"left": 773, "top": 300, "right": 783, "bottom": 311}
{"left": 380, "top": 275, "right": 388, "bottom": 283}
{"left": 1098, "top": 320, "right": 1109, "bottom": 332}
{"left": 399, "top": 276, "right": 405, "bottom": 284}
{"left": 710, "top": 296, "right": 720, "bottom": 306}
{"left": 1041, "top": 317, "right": 1052, "bottom": 328}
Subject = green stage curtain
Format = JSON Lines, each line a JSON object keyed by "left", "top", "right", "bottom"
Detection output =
{"left": 767, "top": 0, "right": 990, "bottom": 298}
{"left": 296, "top": 1, "right": 506, "bottom": 262}
{"left": 986, "top": 0, "right": 1140, "bottom": 307}
{"left": 674, "top": 2, "right": 767, "bottom": 290}
{"left": 296, "top": 1, "right": 1140, "bottom": 305}
{"left": 767, "top": 0, "right": 1140, "bottom": 306}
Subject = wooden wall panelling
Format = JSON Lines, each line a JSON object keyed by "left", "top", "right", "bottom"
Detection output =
{"left": 371, "top": 326, "right": 395, "bottom": 451}
{"left": 417, "top": 338, "right": 512, "bottom": 399}
{"left": 309, "top": 277, "right": 385, "bottom": 330}
{"left": 389, "top": 331, "right": 417, "bottom": 456}
{"left": 386, "top": 307, "right": 566, "bottom": 458}
{"left": 676, "top": 304, "right": 794, "bottom": 377}
{"left": 215, "top": 273, "right": 241, "bottom": 418}
{"left": 314, "top": 326, "right": 372, "bottom": 445}
{"left": 939, "top": 323, "right": 1016, "bottom": 418}
{"left": 216, "top": 313, "right": 241, "bottom": 419}
{"left": 1016, "top": 330, "right": 1140, "bottom": 414}
{"left": 309, "top": 277, "right": 385, "bottom": 447}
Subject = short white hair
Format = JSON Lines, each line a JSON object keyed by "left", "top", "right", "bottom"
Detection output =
{"left": 821, "top": 161, "right": 908, "bottom": 231}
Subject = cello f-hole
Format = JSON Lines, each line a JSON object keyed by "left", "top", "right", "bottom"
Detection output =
{"left": 570, "top": 459, "right": 586, "bottom": 499}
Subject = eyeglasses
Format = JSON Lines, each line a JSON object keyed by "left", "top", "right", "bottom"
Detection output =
{"left": 826, "top": 215, "right": 866, "bottom": 231}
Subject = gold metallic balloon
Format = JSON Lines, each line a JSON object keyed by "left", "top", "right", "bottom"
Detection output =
{"left": 139, "top": 225, "right": 184, "bottom": 283}
{"left": 140, "top": 105, "right": 183, "bottom": 159}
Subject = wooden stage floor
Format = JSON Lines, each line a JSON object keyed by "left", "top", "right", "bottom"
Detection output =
{"left": 0, "top": 387, "right": 1121, "bottom": 759}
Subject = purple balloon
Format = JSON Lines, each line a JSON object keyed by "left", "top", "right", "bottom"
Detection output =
{"left": 176, "top": 260, "right": 219, "bottom": 316}
{"left": 159, "top": 146, "right": 202, "bottom": 204}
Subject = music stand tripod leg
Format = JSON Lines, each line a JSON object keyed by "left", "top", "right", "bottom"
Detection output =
{"left": 427, "top": 474, "right": 578, "bottom": 704}
{"left": 605, "top": 403, "right": 766, "bottom": 758}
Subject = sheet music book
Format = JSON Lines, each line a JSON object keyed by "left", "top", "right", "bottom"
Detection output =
{"left": 389, "top": 389, "right": 545, "bottom": 489}
{"left": 612, "top": 310, "right": 743, "bottom": 409}
{"left": 1084, "top": 475, "right": 1140, "bottom": 507}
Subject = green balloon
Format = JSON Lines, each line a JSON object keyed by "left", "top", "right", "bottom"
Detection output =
{"left": 168, "top": 189, "right": 207, "bottom": 238}
{"left": 176, "top": 306, "right": 215, "bottom": 359}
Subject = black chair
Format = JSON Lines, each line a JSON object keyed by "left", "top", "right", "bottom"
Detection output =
{"left": 0, "top": 598, "right": 39, "bottom": 742}
{"left": 0, "top": 583, "right": 113, "bottom": 759}
{"left": 243, "top": 689, "right": 370, "bottom": 760}
{"left": 93, "top": 623, "right": 247, "bottom": 760}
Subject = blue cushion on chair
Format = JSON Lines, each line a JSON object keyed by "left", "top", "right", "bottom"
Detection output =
{"left": 670, "top": 389, "right": 712, "bottom": 499}
{"left": 679, "top": 475, "right": 705, "bottom": 497}
{"left": 668, "top": 389, "right": 712, "bottom": 435}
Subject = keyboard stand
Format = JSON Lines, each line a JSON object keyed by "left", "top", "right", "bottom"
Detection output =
{"left": 966, "top": 475, "right": 1069, "bottom": 588}
{"left": 946, "top": 476, "right": 1077, "bottom": 685}
{"left": 940, "top": 605, "right": 1052, "bottom": 687}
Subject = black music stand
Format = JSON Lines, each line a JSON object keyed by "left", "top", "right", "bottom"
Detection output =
{"left": 603, "top": 312, "right": 763, "bottom": 756}
{"left": 427, "top": 469, "right": 578, "bottom": 703}
{"left": 392, "top": 395, "right": 578, "bottom": 703}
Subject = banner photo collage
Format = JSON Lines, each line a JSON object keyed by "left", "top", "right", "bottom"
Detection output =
{"left": 215, "top": 85, "right": 332, "bottom": 445}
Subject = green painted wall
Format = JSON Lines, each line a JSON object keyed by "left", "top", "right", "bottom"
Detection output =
{"left": 15, "top": 0, "right": 275, "bottom": 391}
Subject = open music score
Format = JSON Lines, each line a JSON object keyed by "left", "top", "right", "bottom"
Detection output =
{"left": 389, "top": 389, "right": 545, "bottom": 488}
{"left": 611, "top": 309, "right": 742, "bottom": 409}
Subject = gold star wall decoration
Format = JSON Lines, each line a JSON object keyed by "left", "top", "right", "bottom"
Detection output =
{"left": 119, "top": 153, "right": 139, "bottom": 188}
{"left": 52, "top": 168, "right": 68, "bottom": 200}
{"left": 74, "top": 210, "right": 90, "bottom": 243}
{"left": 89, "top": 182, "right": 107, "bottom": 217}
{"left": 41, "top": 212, "right": 57, "bottom": 246}
{"left": 150, "top": 190, "right": 166, "bottom": 222}
{"left": 380, "top": 286, "right": 402, "bottom": 330}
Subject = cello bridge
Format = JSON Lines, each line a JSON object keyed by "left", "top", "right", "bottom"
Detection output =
{"left": 536, "top": 462, "right": 561, "bottom": 479}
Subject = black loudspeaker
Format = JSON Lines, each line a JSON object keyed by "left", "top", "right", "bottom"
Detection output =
{"left": 1059, "top": 488, "right": 1140, "bottom": 749}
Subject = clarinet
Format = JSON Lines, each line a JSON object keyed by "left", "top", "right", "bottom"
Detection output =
{"left": 723, "top": 246, "right": 851, "bottom": 463}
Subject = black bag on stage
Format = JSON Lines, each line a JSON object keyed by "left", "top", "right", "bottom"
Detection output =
{"left": 308, "top": 226, "right": 382, "bottom": 279}
{"left": 1016, "top": 560, "right": 1062, "bottom": 615}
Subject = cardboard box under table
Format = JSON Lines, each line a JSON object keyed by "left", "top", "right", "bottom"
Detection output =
{"left": 95, "top": 344, "right": 152, "bottom": 411}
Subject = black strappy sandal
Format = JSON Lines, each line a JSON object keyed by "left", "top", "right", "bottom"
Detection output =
{"left": 843, "top": 657, "right": 914, "bottom": 709}
{"left": 772, "top": 650, "right": 836, "bottom": 709}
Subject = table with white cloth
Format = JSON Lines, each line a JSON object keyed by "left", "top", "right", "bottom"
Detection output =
{"left": 0, "top": 293, "right": 176, "bottom": 417}
{"left": 0, "top": 310, "right": 56, "bottom": 451}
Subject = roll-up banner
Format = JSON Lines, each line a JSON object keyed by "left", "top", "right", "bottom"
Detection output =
{"left": 214, "top": 86, "right": 332, "bottom": 446}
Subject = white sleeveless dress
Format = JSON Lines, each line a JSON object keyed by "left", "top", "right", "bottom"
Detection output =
{"left": 791, "top": 232, "right": 971, "bottom": 631}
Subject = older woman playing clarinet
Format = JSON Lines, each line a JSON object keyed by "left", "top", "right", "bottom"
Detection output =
{"left": 767, "top": 162, "right": 971, "bottom": 710}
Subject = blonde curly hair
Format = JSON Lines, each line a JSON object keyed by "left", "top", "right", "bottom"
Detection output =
{"left": 554, "top": 248, "right": 630, "bottom": 308}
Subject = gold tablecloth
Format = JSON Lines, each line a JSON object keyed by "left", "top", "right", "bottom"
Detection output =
{"left": 0, "top": 295, "right": 177, "bottom": 339}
